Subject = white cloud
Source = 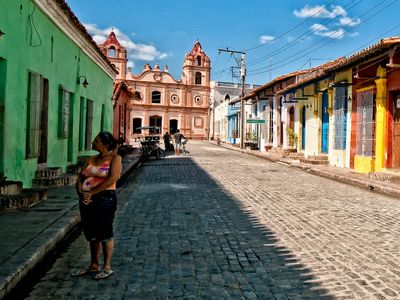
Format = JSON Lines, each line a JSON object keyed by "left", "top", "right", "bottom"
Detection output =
{"left": 339, "top": 16, "right": 361, "bottom": 27}
{"left": 294, "top": 4, "right": 361, "bottom": 39}
{"left": 293, "top": 5, "right": 347, "bottom": 18}
{"left": 259, "top": 35, "right": 275, "bottom": 44}
{"left": 310, "top": 23, "right": 345, "bottom": 39}
{"left": 310, "top": 23, "right": 328, "bottom": 32}
{"left": 287, "top": 36, "right": 295, "bottom": 43}
{"left": 84, "top": 24, "right": 168, "bottom": 62}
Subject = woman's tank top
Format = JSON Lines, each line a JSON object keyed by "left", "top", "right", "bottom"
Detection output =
{"left": 81, "top": 159, "right": 116, "bottom": 191}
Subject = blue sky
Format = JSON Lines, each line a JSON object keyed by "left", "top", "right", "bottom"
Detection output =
{"left": 67, "top": 0, "right": 400, "bottom": 85}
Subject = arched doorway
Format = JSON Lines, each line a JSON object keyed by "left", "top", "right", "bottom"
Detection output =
{"left": 170, "top": 119, "right": 178, "bottom": 134}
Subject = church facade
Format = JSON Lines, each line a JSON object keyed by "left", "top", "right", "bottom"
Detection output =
{"left": 99, "top": 32, "right": 211, "bottom": 140}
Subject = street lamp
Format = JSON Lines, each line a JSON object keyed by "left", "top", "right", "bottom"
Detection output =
{"left": 77, "top": 75, "right": 89, "bottom": 88}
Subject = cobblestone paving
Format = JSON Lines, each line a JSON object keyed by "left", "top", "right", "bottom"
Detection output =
{"left": 25, "top": 141, "right": 400, "bottom": 299}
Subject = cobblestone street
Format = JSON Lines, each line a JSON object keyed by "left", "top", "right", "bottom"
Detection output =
{"left": 25, "top": 141, "right": 400, "bottom": 299}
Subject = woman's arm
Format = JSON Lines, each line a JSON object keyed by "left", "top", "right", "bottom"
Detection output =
{"left": 87, "top": 154, "right": 122, "bottom": 195}
{"left": 76, "top": 158, "right": 90, "bottom": 196}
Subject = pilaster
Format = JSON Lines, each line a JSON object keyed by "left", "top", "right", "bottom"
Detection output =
{"left": 374, "top": 65, "right": 387, "bottom": 171}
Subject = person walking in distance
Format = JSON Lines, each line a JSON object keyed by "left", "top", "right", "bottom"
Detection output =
{"left": 174, "top": 129, "right": 186, "bottom": 156}
{"left": 73, "top": 131, "right": 122, "bottom": 280}
{"left": 163, "top": 132, "right": 171, "bottom": 152}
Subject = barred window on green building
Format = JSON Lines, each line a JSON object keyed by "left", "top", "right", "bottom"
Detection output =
{"left": 58, "top": 87, "right": 70, "bottom": 138}
{"left": 26, "top": 72, "right": 42, "bottom": 158}
{"left": 85, "top": 99, "right": 93, "bottom": 150}
{"left": 333, "top": 87, "right": 348, "bottom": 150}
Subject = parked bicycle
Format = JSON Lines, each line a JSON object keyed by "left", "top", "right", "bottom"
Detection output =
{"left": 140, "top": 139, "right": 166, "bottom": 161}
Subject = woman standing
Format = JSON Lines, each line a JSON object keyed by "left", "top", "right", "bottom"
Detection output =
{"left": 73, "top": 131, "right": 122, "bottom": 280}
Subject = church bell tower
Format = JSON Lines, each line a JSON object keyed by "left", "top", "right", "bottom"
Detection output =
{"left": 99, "top": 31, "right": 127, "bottom": 80}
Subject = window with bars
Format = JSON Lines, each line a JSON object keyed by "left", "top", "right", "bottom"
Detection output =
{"left": 355, "top": 89, "right": 375, "bottom": 157}
{"left": 333, "top": 87, "right": 348, "bottom": 150}
{"left": 26, "top": 72, "right": 42, "bottom": 158}
{"left": 85, "top": 99, "right": 93, "bottom": 150}
{"left": 58, "top": 87, "right": 70, "bottom": 138}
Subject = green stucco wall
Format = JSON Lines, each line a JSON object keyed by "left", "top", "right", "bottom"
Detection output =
{"left": 0, "top": 0, "right": 115, "bottom": 186}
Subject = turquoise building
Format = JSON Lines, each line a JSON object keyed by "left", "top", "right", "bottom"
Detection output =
{"left": 0, "top": 0, "right": 116, "bottom": 187}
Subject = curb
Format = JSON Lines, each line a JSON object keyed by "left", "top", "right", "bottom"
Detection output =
{"left": 211, "top": 141, "right": 400, "bottom": 199}
{"left": 0, "top": 208, "right": 80, "bottom": 300}
{"left": 0, "top": 154, "right": 142, "bottom": 300}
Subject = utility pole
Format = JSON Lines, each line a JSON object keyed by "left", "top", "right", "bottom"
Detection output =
{"left": 218, "top": 48, "right": 246, "bottom": 149}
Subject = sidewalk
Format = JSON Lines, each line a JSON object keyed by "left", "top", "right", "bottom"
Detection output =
{"left": 214, "top": 141, "right": 400, "bottom": 198}
{"left": 0, "top": 149, "right": 142, "bottom": 300}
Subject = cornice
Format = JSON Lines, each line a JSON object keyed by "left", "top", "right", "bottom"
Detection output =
{"left": 34, "top": 0, "right": 116, "bottom": 79}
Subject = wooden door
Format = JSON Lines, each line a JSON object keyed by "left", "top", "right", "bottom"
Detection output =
{"left": 393, "top": 93, "right": 400, "bottom": 168}
{"left": 301, "top": 106, "right": 306, "bottom": 150}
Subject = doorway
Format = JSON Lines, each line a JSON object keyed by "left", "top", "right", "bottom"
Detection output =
{"left": 0, "top": 58, "right": 6, "bottom": 174}
{"left": 321, "top": 92, "right": 329, "bottom": 153}
{"left": 289, "top": 106, "right": 295, "bottom": 130}
{"left": 301, "top": 106, "right": 306, "bottom": 150}
{"left": 38, "top": 78, "right": 49, "bottom": 164}
{"left": 170, "top": 119, "right": 178, "bottom": 134}
{"left": 393, "top": 93, "right": 400, "bottom": 168}
{"left": 149, "top": 115, "right": 162, "bottom": 134}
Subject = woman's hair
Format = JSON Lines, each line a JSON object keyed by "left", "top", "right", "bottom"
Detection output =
{"left": 98, "top": 131, "right": 118, "bottom": 151}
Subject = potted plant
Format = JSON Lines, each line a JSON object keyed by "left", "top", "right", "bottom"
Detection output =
{"left": 286, "top": 127, "right": 298, "bottom": 150}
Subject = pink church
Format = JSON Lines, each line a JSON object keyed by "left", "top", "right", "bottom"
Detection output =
{"left": 99, "top": 31, "right": 211, "bottom": 141}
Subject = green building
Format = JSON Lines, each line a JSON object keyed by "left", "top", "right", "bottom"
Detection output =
{"left": 0, "top": 0, "right": 117, "bottom": 187}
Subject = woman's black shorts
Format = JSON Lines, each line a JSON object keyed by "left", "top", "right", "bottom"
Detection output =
{"left": 79, "top": 190, "right": 117, "bottom": 242}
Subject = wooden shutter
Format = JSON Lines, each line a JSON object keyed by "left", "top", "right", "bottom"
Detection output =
{"left": 26, "top": 72, "right": 42, "bottom": 158}
{"left": 85, "top": 99, "right": 93, "bottom": 150}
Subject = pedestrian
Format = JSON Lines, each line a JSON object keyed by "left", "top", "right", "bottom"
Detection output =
{"left": 163, "top": 131, "right": 171, "bottom": 152}
{"left": 174, "top": 129, "right": 186, "bottom": 156}
{"left": 72, "top": 131, "right": 122, "bottom": 280}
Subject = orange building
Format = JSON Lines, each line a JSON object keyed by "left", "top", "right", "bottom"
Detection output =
{"left": 99, "top": 32, "right": 211, "bottom": 140}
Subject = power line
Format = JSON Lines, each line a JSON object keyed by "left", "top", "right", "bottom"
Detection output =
{"left": 248, "top": 0, "right": 389, "bottom": 71}
{"left": 246, "top": 0, "right": 363, "bottom": 66}
{"left": 244, "top": 0, "right": 336, "bottom": 52}
{"left": 247, "top": 0, "right": 399, "bottom": 76}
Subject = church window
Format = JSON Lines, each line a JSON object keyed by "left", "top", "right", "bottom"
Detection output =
{"left": 133, "top": 118, "right": 142, "bottom": 133}
{"left": 195, "top": 72, "right": 202, "bottom": 85}
{"left": 152, "top": 91, "right": 161, "bottom": 103}
{"left": 109, "top": 47, "right": 116, "bottom": 57}
{"left": 197, "top": 56, "right": 202, "bottom": 66}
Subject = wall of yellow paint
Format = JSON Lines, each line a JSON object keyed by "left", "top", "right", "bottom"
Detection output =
{"left": 354, "top": 155, "right": 375, "bottom": 173}
{"left": 374, "top": 66, "right": 387, "bottom": 172}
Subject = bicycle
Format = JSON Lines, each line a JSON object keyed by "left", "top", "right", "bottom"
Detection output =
{"left": 181, "top": 139, "right": 189, "bottom": 155}
{"left": 140, "top": 140, "right": 165, "bottom": 161}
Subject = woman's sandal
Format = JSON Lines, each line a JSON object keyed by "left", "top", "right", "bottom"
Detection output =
{"left": 94, "top": 269, "right": 114, "bottom": 280}
{"left": 71, "top": 267, "right": 99, "bottom": 277}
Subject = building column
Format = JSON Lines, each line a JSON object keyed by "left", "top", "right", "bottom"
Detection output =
{"left": 374, "top": 65, "right": 387, "bottom": 171}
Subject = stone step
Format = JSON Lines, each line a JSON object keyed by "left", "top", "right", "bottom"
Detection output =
{"left": 300, "top": 158, "right": 330, "bottom": 165}
{"left": 32, "top": 174, "right": 76, "bottom": 188}
{"left": 286, "top": 153, "right": 305, "bottom": 159}
{"left": 0, "top": 181, "right": 23, "bottom": 196}
{"left": 0, "top": 188, "right": 48, "bottom": 210}
{"left": 306, "top": 155, "right": 329, "bottom": 160}
{"left": 35, "top": 167, "right": 63, "bottom": 179}
{"left": 368, "top": 172, "right": 400, "bottom": 183}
